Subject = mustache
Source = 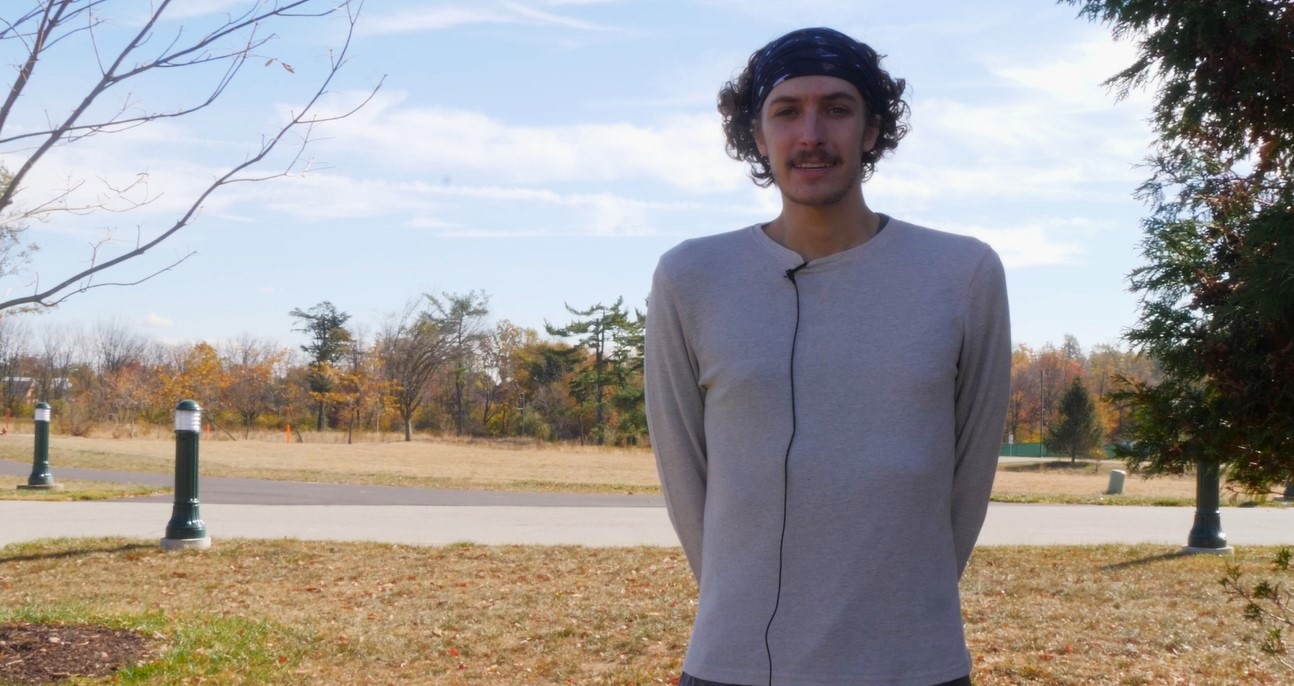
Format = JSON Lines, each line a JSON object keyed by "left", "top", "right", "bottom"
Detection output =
{"left": 787, "top": 152, "right": 841, "bottom": 166}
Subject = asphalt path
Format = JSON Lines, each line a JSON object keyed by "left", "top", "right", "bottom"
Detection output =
{"left": 2, "top": 458, "right": 1291, "bottom": 549}
{"left": 0, "top": 458, "right": 663, "bottom": 507}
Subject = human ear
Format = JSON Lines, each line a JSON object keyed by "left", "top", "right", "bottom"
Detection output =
{"left": 753, "top": 119, "right": 767, "bottom": 157}
{"left": 862, "top": 115, "right": 881, "bottom": 153}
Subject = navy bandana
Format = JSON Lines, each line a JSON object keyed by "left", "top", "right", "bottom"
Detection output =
{"left": 750, "top": 27, "right": 879, "bottom": 115}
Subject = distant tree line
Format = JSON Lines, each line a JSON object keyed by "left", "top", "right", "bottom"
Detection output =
{"left": 0, "top": 292, "right": 646, "bottom": 446}
{"left": 1005, "top": 334, "right": 1161, "bottom": 459}
{"left": 0, "top": 300, "right": 1158, "bottom": 452}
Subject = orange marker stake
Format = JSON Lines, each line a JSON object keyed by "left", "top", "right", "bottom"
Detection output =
{"left": 285, "top": 424, "right": 291, "bottom": 444}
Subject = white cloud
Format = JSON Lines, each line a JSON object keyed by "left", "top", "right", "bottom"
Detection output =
{"left": 144, "top": 313, "right": 174, "bottom": 329}
{"left": 206, "top": 172, "right": 762, "bottom": 237}
{"left": 862, "top": 34, "right": 1154, "bottom": 213}
{"left": 311, "top": 91, "right": 738, "bottom": 193}
{"left": 364, "top": 7, "right": 515, "bottom": 34}
{"left": 994, "top": 37, "right": 1152, "bottom": 110}
{"left": 501, "top": 1, "right": 611, "bottom": 30}
{"left": 160, "top": 0, "right": 251, "bottom": 20}
{"left": 940, "top": 222, "right": 1086, "bottom": 269}
{"left": 696, "top": 0, "right": 876, "bottom": 23}
{"left": 364, "top": 1, "right": 617, "bottom": 35}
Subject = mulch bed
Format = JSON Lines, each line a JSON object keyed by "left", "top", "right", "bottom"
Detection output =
{"left": 0, "top": 623, "right": 151, "bottom": 684}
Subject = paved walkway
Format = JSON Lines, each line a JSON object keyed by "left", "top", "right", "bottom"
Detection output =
{"left": 0, "top": 500, "right": 1290, "bottom": 549}
{"left": 1, "top": 460, "right": 1291, "bottom": 549}
{"left": 0, "top": 459, "right": 662, "bottom": 507}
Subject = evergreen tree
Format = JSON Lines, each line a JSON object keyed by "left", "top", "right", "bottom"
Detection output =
{"left": 610, "top": 307, "right": 647, "bottom": 445}
{"left": 1065, "top": 0, "right": 1294, "bottom": 490}
{"left": 289, "top": 301, "right": 352, "bottom": 431}
{"left": 545, "top": 297, "right": 630, "bottom": 445}
{"left": 1046, "top": 378, "right": 1104, "bottom": 463}
{"left": 428, "top": 291, "right": 490, "bottom": 436}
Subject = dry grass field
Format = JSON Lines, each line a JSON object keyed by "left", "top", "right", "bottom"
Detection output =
{"left": 0, "top": 433, "right": 661, "bottom": 495}
{"left": 0, "top": 539, "right": 1287, "bottom": 684}
{"left": 993, "top": 460, "right": 1211, "bottom": 505}
{"left": 0, "top": 432, "right": 1288, "bottom": 683}
{"left": 0, "top": 431, "right": 1248, "bottom": 504}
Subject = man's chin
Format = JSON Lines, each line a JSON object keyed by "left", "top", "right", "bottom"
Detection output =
{"left": 772, "top": 170, "right": 864, "bottom": 208}
{"left": 777, "top": 185, "right": 858, "bottom": 208}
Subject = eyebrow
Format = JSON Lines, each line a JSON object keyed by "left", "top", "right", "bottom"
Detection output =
{"left": 765, "top": 91, "right": 861, "bottom": 107}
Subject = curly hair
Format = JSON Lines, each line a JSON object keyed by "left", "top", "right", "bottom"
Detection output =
{"left": 717, "top": 37, "right": 911, "bottom": 187}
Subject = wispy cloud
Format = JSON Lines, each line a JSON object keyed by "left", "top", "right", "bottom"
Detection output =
{"left": 364, "top": 1, "right": 617, "bottom": 35}
{"left": 937, "top": 221, "right": 1087, "bottom": 269}
{"left": 202, "top": 172, "right": 762, "bottom": 238}
{"left": 144, "top": 313, "right": 174, "bottom": 329}
{"left": 993, "top": 37, "right": 1151, "bottom": 109}
{"left": 866, "top": 33, "right": 1154, "bottom": 216}
{"left": 161, "top": 0, "right": 252, "bottom": 20}
{"left": 308, "top": 91, "right": 738, "bottom": 192}
{"left": 501, "top": 1, "right": 609, "bottom": 30}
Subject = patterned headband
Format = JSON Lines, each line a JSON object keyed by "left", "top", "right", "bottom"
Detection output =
{"left": 750, "top": 27, "right": 880, "bottom": 115}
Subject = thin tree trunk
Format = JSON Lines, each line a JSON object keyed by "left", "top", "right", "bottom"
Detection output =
{"left": 455, "top": 374, "right": 464, "bottom": 435}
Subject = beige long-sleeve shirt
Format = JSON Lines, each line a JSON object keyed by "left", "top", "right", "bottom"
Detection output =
{"left": 645, "top": 219, "right": 1011, "bottom": 686}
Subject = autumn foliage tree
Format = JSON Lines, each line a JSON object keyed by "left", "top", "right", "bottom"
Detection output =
{"left": 0, "top": 289, "right": 660, "bottom": 444}
{"left": 335, "top": 332, "right": 387, "bottom": 444}
{"left": 1067, "top": 0, "right": 1294, "bottom": 491}
{"left": 219, "top": 336, "right": 287, "bottom": 438}
{"left": 376, "top": 300, "right": 450, "bottom": 442}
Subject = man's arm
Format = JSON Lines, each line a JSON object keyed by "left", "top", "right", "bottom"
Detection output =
{"left": 951, "top": 248, "right": 1011, "bottom": 576}
{"left": 644, "top": 261, "right": 708, "bottom": 580}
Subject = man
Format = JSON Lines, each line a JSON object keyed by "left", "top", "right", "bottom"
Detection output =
{"left": 644, "top": 27, "right": 1011, "bottom": 686}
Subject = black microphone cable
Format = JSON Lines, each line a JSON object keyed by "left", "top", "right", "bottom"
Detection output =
{"left": 764, "top": 261, "right": 807, "bottom": 686}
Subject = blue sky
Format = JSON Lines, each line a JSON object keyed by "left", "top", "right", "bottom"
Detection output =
{"left": 5, "top": 0, "right": 1156, "bottom": 354}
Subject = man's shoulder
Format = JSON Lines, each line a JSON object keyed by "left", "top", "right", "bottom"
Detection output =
{"left": 889, "top": 218, "right": 1001, "bottom": 272}
{"left": 655, "top": 225, "right": 760, "bottom": 277}
{"left": 891, "top": 218, "right": 993, "bottom": 256}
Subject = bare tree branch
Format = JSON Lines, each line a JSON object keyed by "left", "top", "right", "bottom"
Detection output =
{"left": 0, "top": 2, "right": 350, "bottom": 213}
{"left": 37, "top": 250, "right": 196, "bottom": 308}
{"left": 0, "top": 0, "right": 379, "bottom": 312}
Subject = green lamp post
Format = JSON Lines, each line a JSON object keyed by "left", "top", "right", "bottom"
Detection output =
{"left": 18, "top": 402, "right": 62, "bottom": 491}
{"left": 161, "top": 400, "right": 211, "bottom": 551}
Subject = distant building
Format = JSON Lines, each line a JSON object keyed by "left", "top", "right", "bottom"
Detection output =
{"left": 2, "top": 377, "right": 72, "bottom": 403}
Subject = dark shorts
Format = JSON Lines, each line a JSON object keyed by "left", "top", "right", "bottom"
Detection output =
{"left": 679, "top": 673, "right": 972, "bottom": 686}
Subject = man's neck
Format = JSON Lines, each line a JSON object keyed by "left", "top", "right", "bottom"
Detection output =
{"left": 763, "top": 191, "right": 880, "bottom": 262}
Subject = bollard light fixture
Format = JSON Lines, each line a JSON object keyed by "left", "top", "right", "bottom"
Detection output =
{"left": 1183, "top": 459, "right": 1233, "bottom": 555}
{"left": 19, "top": 401, "right": 61, "bottom": 491}
{"left": 162, "top": 399, "right": 211, "bottom": 551}
{"left": 174, "top": 399, "right": 201, "bottom": 433}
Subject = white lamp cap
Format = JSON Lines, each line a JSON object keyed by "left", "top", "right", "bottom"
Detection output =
{"left": 175, "top": 409, "right": 202, "bottom": 433}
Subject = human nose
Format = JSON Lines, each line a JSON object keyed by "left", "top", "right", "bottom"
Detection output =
{"left": 796, "top": 111, "right": 825, "bottom": 147}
